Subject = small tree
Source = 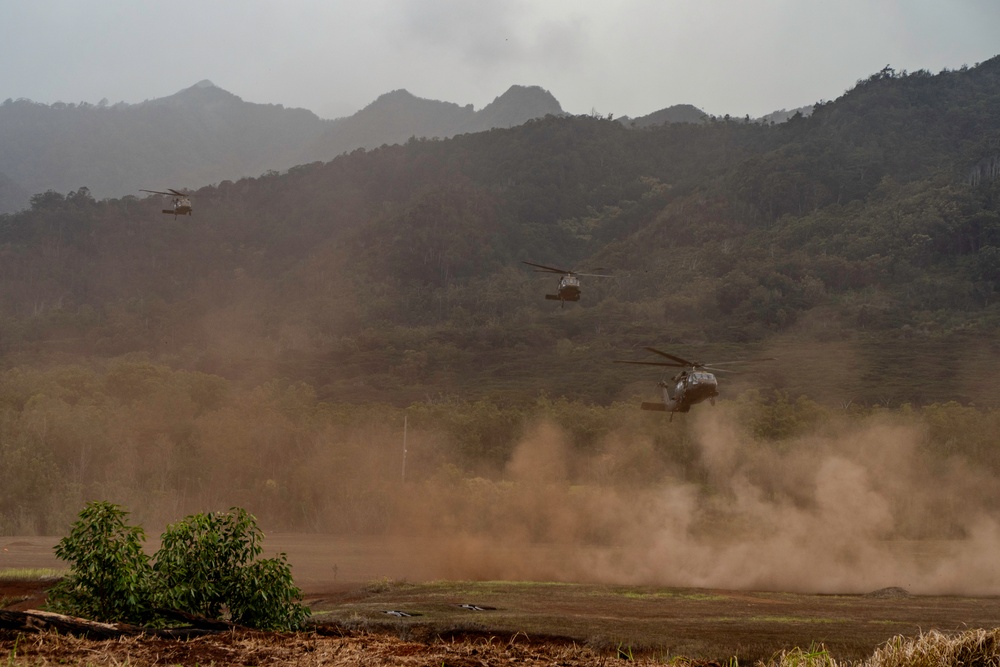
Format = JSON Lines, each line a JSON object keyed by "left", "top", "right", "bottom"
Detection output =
{"left": 152, "top": 507, "right": 309, "bottom": 630}
{"left": 226, "top": 553, "right": 311, "bottom": 630}
{"left": 46, "top": 501, "right": 153, "bottom": 623}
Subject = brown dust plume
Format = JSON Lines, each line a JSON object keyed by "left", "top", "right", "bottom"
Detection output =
{"left": 387, "top": 411, "right": 1000, "bottom": 594}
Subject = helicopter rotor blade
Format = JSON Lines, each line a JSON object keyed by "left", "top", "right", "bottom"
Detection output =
{"left": 522, "top": 260, "right": 573, "bottom": 274}
{"left": 141, "top": 188, "right": 192, "bottom": 197}
{"left": 702, "top": 367, "right": 742, "bottom": 374}
{"left": 613, "top": 360, "right": 686, "bottom": 368}
{"left": 701, "top": 357, "right": 778, "bottom": 367}
{"left": 643, "top": 347, "right": 698, "bottom": 367}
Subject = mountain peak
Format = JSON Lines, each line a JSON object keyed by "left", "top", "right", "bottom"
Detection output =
{"left": 155, "top": 80, "right": 241, "bottom": 106}
{"left": 624, "top": 104, "right": 708, "bottom": 127}
{"left": 473, "top": 84, "right": 563, "bottom": 130}
{"left": 496, "top": 84, "right": 556, "bottom": 99}
{"left": 369, "top": 89, "right": 418, "bottom": 106}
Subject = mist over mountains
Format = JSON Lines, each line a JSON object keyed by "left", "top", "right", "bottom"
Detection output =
{"left": 0, "top": 76, "right": 826, "bottom": 217}
{"left": 0, "top": 81, "right": 574, "bottom": 213}
{"left": 300, "top": 84, "right": 566, "bottom": 163}
{"left": 0, "top": 78, "right": 794, "bottom": 214}
{"left": 0, "top": 81, "right": 566, "bottom": 213}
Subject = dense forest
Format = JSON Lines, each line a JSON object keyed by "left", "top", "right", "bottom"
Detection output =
{"left": 2, "top": 58, "right": 1000, "bottom": 535}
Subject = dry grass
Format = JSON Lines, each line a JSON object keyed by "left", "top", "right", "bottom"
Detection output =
{"left": 861, "top": 627, "right": 1000, "bottom": 667}
{"left": 763, "top": 628, "right": 1000, "bottom": 667}
{"left": 3, "top": 620, "right": 1000, "bottom": 666}
{"left": 766, "top": 644, "right": 840, "bottom": 667}
{"left": 0, "top": 628, "right": 677, "bottom": 666}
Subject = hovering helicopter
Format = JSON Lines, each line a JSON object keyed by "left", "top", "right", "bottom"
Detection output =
{"left": 140, "top": 189, "right": 193, "bottom": 218}
{"left": 521, "top": 261, "right": 611, "bottom": 306}
{"left": 615, "top": 347, "right": 776, "bottom": 420}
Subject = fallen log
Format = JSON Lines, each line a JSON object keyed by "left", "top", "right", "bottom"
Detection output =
{"left": 0, "top": 608, "right": 239, "bottom": 639}
{"left": 0, "top": 609, "right": 136, "bottom": 639}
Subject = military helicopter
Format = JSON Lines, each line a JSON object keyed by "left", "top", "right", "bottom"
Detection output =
{"left": 615, "top": 347, "right": 776, "bottom": 420}
{"left": 521, "top": 261, "right": 611, "bottom": 306}
{"left": 140, "top": 189, "right": 193, "bottom": 218}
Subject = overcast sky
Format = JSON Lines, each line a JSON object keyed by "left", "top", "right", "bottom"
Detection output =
{"left": 2, "top": 0, "right": 998, "bottom": 120}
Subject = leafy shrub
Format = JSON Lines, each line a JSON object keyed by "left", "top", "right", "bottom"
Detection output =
{"left": 48, "top": 503, "right": 309, "bottom": 631}
{"left": 46, "top": 501, "right": 153, "bottom": 623}
{"left": 226, "top": 554, "right": 311, "bottom": 630}
{"left": 153, "top": 507, "right": 309, "bottom": 630}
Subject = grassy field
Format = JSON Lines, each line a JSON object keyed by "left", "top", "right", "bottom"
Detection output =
{"left": 4, "top": 573, "right": 1000, "bottom": 664}
{"left": 303, "top": 579, "right": 1000, "bottom": 663}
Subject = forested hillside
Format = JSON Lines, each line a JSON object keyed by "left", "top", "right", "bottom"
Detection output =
{"left": 2, "top": 58, "right": 999, "bottom": 409}
{"left": 3, "top": 58, "right": 1000, "bottom": 535}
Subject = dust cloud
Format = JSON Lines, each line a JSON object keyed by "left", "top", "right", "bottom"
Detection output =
{"left": 380, "top": 410, "right": 1000, "bottom": 595}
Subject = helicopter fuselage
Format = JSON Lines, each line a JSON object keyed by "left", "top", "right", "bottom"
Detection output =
{"left": 621, "top": 346, "right": 773, "bottom": 420}
{"left": 545, "top": 274, "right": 581, "bottom": 302}
{"left": 143, "top": 190, "right": 193, "bottom": 218}
{"left": 641, "top": 370, "right": 719, "bottom": 414}
{"left": 161, "top": 197, "right": 193, "bottom": 217}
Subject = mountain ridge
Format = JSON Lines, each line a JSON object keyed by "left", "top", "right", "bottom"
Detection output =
{"left": 0, "top": 81, "right": 715, "bottom": 213}
{"left": 0, "top": 82, "right": 564, "bottom": 212}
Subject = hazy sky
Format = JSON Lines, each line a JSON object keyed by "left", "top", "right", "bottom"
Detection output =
{"left": 2, "top": 0, "right": 998, "bottom": 120}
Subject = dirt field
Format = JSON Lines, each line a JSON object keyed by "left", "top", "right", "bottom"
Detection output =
{"left": 4, "top": 535, "right": 1000, "bottom": 665}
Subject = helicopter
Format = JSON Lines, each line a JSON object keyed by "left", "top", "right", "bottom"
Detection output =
{"left": 140, "top": 189, "right": 193, "bottom": 218}
{"left": 615, "top": 347, "right": 776, "bottom": 420}
{"left": 521, "top": 261, "right": 611, "bottom": 306}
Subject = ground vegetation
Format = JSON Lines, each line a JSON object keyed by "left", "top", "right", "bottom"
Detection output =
{"left": 45, "top": 501, "right": 307, "bottom": 630}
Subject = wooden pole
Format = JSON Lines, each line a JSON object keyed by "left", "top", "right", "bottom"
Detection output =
{"left": 401, "top": 414, "right": 408, "bottom": 482}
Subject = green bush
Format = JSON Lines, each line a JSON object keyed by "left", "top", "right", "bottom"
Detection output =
{"left": 226, "top": 554, "right": 311, "bottom": 631}
{"left": 153, "top": 507, "right": 309, "bottom": 630}
{"left": 47, "top": 502, "right": 309, "bottom": 631}
{"left": 46, "top": 501, "right": 153, "bottom": 623}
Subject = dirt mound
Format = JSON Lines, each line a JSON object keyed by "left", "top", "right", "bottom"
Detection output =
{"left": 866, "top": 586, "right": 911, "bottom": 599}
{"left": 0, "top": 579, "right": 53, "bottom": 611}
